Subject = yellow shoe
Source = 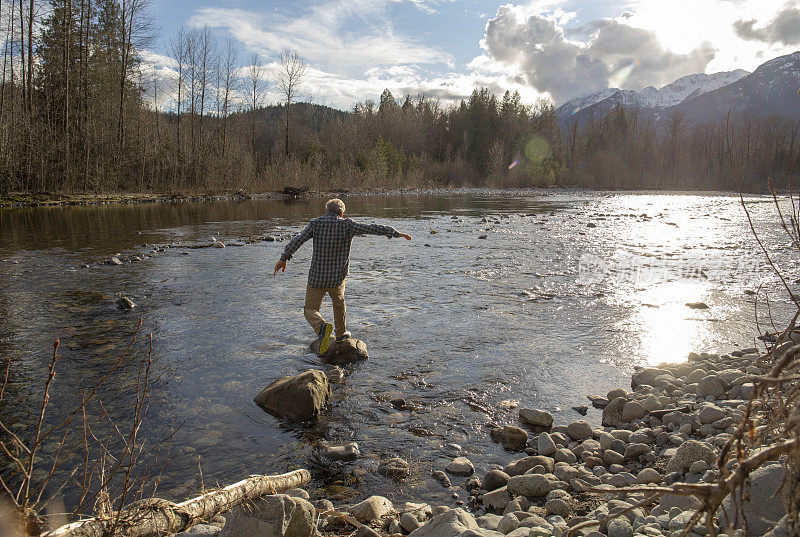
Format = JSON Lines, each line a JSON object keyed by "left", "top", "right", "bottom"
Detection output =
{"left": 318, "top": 323, "right": 333, "bottom": 354}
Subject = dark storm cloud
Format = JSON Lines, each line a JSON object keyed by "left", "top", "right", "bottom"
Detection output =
{"left": 482, "top": 6, "right": 716, "bottom": 104}
{"left": 734, "top": 4, "right": 800, "bottom": 45}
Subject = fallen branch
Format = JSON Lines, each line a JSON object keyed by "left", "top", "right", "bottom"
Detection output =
{"left": 42, "top": 469, "right": 310, "bottom": 537}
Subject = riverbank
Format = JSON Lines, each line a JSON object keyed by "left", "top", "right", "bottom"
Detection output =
{"left": 176, "top": 343, "right": 790, "bottom": 537}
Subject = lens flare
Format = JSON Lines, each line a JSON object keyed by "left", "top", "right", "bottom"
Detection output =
{"left": 609, "top": 59, "right": 639, "bottom": 88}
{"left": 525, "top": 137, "right": 550, "bottom": 161}
{"left": 508, "top": 159, "right": 519, "bottom": 170}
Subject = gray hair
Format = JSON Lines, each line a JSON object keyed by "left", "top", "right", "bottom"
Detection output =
{"left": 326, "top": 198, "right": 345, "bottom": 215}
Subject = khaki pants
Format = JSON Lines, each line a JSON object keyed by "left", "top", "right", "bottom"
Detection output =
{"left": 304, "top": 282, "right": 347, "bottom": 339}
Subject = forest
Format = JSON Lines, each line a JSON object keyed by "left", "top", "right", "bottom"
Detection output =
{"left": 1, "top": 0, "right": 799, "bottom": 196}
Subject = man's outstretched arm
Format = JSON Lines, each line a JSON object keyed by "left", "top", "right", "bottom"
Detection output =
{"left": 274, "top": 223, "right": 313, "bottom": 275}
{"left": 347, "top": 220, "right": 412, "bottom": 240}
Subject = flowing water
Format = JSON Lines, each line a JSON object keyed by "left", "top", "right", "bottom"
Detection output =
{"left": 0, "top": 190, "right": 798, "bottom": 508}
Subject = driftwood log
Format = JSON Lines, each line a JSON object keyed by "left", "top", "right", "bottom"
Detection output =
{"left": 42, "top": 469, "right": 310, "bottom": 537}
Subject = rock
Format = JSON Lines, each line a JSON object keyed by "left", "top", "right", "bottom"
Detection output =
{"left": 720, "top": 462, "right": 786, "bottom": 535}
{"left": 602, "top": 397, "right": 628, "bottom": 427}
{"left": 685, "top": 302, "right": 709, "bottom": 309}
{"left": 497, "top": 514, "right": 519, "bottom": 534}
{"left": 544, "top": 498, "right": 569, "bottom": 516}
{"left": 483, "top": 470, "right": 510, "bottom": 491}
{"left": 356, "top": 526, "right": 382, "bottom": 537}
{"left": 311, "top": 337, "right": 368, "bottom": 365}
{"left": 504, "top": 456, "right": 554, "bottom": 476}
{"left": 636, "top": 468, "right": 661, "bottom": 484}
{"left": 116, "top": 296, "right": 135, "bottom": 310}
{"left": 587, "top": 395, "right": 609, "bottom": 408}
{"left": 566, "top": 421, "right": 592, "bottom": 441}
{"left": 571, "top": 405, "right": 588, "bottom": 415}
{"left": 401, "top": 512, "right": 425, "bottom": 532}
{"left": 606, "top": 518, "right": 634, "bottom": 537}
{"left": 476, "top": 514, "right": 502, "bottom": 531}
{"left": 603, "top": 449, "right": 625, "bottom": 466}
{"left": 408, "top": 508, "right": 503, "bottom": 537}
{"left": 180, "top": 523, "right": 222, "bottom": 536}
{"left": 324, "top": 367, "right": 345, "bottom": 382}
{"left": 536, "top": 433, "right": 557, "bottom": 456}
{"left": 391, "top": 397, "right": 407, "bottom": 410}
{"left": 697, "top": 374, "right": 726, "bottom": 398}
{"left": 432, "top": 470, "right": 451, "bottom": 488}
{"left": 378, "top": 457, "right": 410, "bottom": 479}
{"left": 502, "top": 426, "right": 528, "bottom": 451}
{"left": 253, "top": 370, "right": 330, "bottom": 421}
{"left": 445, "top": 457, "right": 474, "bottom": 476}
{"left": 322, "top": 442, "right": 360, "bottom": 461}
{"left": 621, "top": 401, "right": 646, "bottom": 422}
{"left": 109, "top": 256, "right": 123, "bottom": 265}
{"left": 482, "top": 487, "right": 512, "bottom": 511}
{"left": 554, "top": 448, "right": 577, "bottom": 464}
{"left": 284, "top": 489, "right": 309, "bottom": 500}
{"left": 213, "top": 241, "right": 225, "bottom": 248}
{"left": 219, "top": 494, "right": 315, "bottom": 537}
{"left": 349, "top": 495, "right": 394, "bottom": 523}
{"left": 506, "top": 473, "right": 560, "bottom": 497}
{"left": 519, "top": 408, "right": 553, "bottom": 428}
{"left": 623, "top": 443, "right": 650, "bottom": 460}
{"left": 697, "top": 404, "right": 726, "bottom": 424}
{"left": 607, "top": 388, "right": 627, "bottom": 400}
{"left": 665, "top": 440, "right": 716, "bottom": 473}
{"left": 312, "top": 499, "right": 334, "bottom": 513}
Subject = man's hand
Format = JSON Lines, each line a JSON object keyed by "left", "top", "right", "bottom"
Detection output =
{"left": 398, "top": 233, "right": 412, "bottom": 241}
{"left": 274, "top": 260, "right": 286, "bottom": 275}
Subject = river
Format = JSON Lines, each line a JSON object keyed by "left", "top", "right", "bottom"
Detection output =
{"left": 0, "top": 189, "right": 797, "bottom": 509}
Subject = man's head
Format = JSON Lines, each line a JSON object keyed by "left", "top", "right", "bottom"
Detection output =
{"left": 326, "top": 198, "right": 345, "bottom": 216}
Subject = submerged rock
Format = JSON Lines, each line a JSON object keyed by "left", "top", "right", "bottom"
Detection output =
{"left": 116, "top": 297, "right": 135, "bottom": 310}
{"left": 519, "top": 408, "right": 553, "bottom": 428}
{"left": 378, "top": 457, "right": 410, "bottom": 479}
{"left": 253, "top": 370, "right": 330, "bottom": 421}
{"left": 321, "top": 442, "right": 360, "bottom": 461}
{"left": 311, "top": 337, "right": 368, "bottom": 365}
{"left": 445, "top": 457, "right": 474, "bottom": 476}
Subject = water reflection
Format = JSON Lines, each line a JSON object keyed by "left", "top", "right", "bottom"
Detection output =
{"left": 0, "top": 190, "right": 795, "bottom": 507}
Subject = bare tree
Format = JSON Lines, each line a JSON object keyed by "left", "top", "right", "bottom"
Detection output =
{"left": 276, "top": 49, "right": 306, "bottom": 157}
{"left": 246, "top": 52, "right": 265, "bottom": 164}
{"left": 219, "top": 38, "right": 237, "bottom": 160}
{"left": 168, "top": 27, "right": 186, "bottom": 151}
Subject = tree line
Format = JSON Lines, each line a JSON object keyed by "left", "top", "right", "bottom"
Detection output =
{"left": 0, "top": 0, "right": 798, "bottom": 195}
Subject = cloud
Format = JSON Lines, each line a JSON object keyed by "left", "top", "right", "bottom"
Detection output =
{"left": 481, "top": 5, "right": 716, "bottom": 104}
{"left": 734, "top": 4, "right": 800, "bottom": 45}
{"left": 187, "top": 1, "right": 452, "bottom": 77}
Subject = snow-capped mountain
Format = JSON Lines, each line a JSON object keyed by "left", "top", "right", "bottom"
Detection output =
{"left": 674, "top": 51, "right": 800, "bottom": 123}
{"left": 556, "top": 69, "right": 750, "bottom": 125}
{"left": 638, "top": 70, "right": 750, "bottom": 108}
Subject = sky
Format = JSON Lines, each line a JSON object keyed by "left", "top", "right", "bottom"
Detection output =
{"left": 141, "top": 0, "right": 800, "bottom": 110}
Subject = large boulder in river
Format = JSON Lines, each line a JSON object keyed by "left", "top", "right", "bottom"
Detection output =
{"left": 220, "top": 494, "right": 315, "bottom": 537}
{"left": 408, "top": 508, "right": 503, "bottom": 537}
{"left": 253, "top": 370, "right": 330, "bottom": 421}
{"left": 311, "top": 337, "right": 368, "bottom": 365}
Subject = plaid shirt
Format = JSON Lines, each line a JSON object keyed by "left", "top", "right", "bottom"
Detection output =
{"left": 280, "top": 210, "right": 400, "bottom": 288}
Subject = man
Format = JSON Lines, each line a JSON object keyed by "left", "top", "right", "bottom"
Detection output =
{"left": 274, "top": 198, "right": 412, "bottom": 354}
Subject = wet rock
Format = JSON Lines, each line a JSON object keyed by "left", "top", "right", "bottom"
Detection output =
{"left": 483, "top": 470, "right": 510, "bottom": 491}
{"left": 116, "top": 297, "right": 135, "bottom": 310}
{"left": 587, "top": 395, "right": 609, "bottom": 408}
{"left": 602, "top": 397, "right": 628, "bottom": 427}
{"left": 311, "top": 337, "right": 368, "bottom": 365}
{"left": 219, "top": 494, "right": 315, "bottom": 537}
{"left": 253, "top": 370, "right": 330, "bottom": 421}
{"left": 349, "top": 495, "right": 394, "bottom": 523}
{"left": 401, "top": 512, "right": 425, "bottom": 532}
{"left": 109, "top": 256, "right": 123, "bottom": 265}
{"left": 324, "top": 367, "right": 345, "bottom": 382}
{"left": 311, "top": 499, "right": 334, "bottom": 513}
{"left": 390, "top": 398, "right": 407, "bottom": 410}
{"left": 464, "top": 477, "right": 481, "bottom": 491}
{"left": 665, "top": 439, "right": 716, "bottom": 473}
{"left": 607, "top": 388, "right": 627, "bottom": 400}
{"left": 501, "top": 426, "right": 528, "bottom": 452}
{"left": 536, "top": 433, "right": 557, "bottom": 456}
{"left": 409, "top": 508, "right": 502, "bottom": 537}
{"left": 571, "top": 405, "right": 588, "bottom": 416}
{"left": 321, "top": 442, "right": 360, "bottom": 461}
{"left": 685, "top": 302, "right": 709, "bottom": 309}
{"left": 213, "top": 241, "right": 225, "bottom": 248}
{"left": 566, "top": 420, "right": 592, "bottom": 441}
{"left": 445, "top": 457, "right": 474, "bottom": 476}
{"left": 519, "top": 408, "right": 553, "bottom": 428}
{"left": 378, "top": 457, "right": 410, "bottom": 479}
{"left": 432, "top": 470, "right": 451, "bottom": 488}
{"left": 504, "top": 456, "right": 554, "bottom": 476}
